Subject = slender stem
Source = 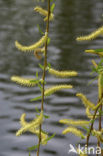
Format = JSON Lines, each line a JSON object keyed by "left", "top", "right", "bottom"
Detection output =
{"left": 36, "top": 1, "right": 50, "bottom": 156}
{"left": 98, "top": 104, "right": 102, "bottom": 147}
{"left": 86, "top": 105, "right": 99, "bottom": 147}
{"left": 87, "top": 73, "right": 103, "bottom": 154}
{"left": 86, "top": 98, "right": 103, "bottom": 147}
{"left": 97, "top": 73, "right": 103, "bottom": 149}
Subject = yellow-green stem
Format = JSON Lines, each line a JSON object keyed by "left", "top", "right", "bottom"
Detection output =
{"left": 36, "top": 0, "right": 50, "bottom": 156}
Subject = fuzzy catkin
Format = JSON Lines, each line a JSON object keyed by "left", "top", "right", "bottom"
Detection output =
{"left": 16, "top": 111, "right": 43, "bottom": 136}
{"left": 85, "top": 49, "right": 103, "bottom": 57}
{"left": 19, "top": 112, "right": 48, "bottom": 145}
{"left": 48, "top": 68, "right": 78, "bottom": 78}
{"left": 11, "top": 76, "right": 37, "bottom": 87}
{"left": 86, "top": 107, "right": 94, "bottom": 119}
{"left": 92, "top": 60, "right": 98, "bottom": 68}
{"left": 44, "top": 85, "right": 73, "bottom": 96}
{"left": 15, "top": 33, "right": 47, "bottom": 52}
{"left": 62, "top": 127, "right": 85, "bottom": 139}
{"left": 59, "top": 119, "right": 90, "bottom": 126}
{"left": 76, "top": 26, "right": 103, "bottom": 41}
{"left": 34, "top": 6, "right": 54, "bottom": 21}
{"left": 76, "top": 93, "right": 95, "bottom": 109}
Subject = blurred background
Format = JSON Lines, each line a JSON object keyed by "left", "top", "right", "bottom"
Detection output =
{"left": 0, "top": 0, "right": 103, "bottom": 155}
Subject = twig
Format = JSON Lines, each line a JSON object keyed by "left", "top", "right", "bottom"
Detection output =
{"left": 36, "top": 1, "right": 50, "bottom": 156}
{"left": 86, "top": 99, "right": 103, "bottom": 148}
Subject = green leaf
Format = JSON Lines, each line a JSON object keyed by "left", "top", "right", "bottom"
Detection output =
{"left": 29, "top": 152, "right": 31, "bottom": 156}
{"left": 41, "top": 129, "right": 48, "bottom": 135}
{"left": 51, "top": 3, "right": 55, "bottom": 13}
{"left": 37, "top": 24, "right": 44, "bottom": 35}
{"left": 44, "top": 133, "right": 56, "bottom": 143}
{"left": 48, "top": 63, "right": 51, "bottom": 68}
{"left": 35, "top": 107, "right": 40, "bottom": 113}
{"left": 40, "top": 79, "right": 46, "bottom": 85}
{"left": 94, "top": 49, "right": 103, "bottom": 52}
{"left": 44, "top": 114, "right": 50, "bottom": 119}
{"left": 88, "top": 76, "right": 98, "bottom": 86}
{"left": 28, "top": 144, "right": 39, "bottom": 151}
{"left": 30, "top": 80, "right": 39, "bottom": 83}
{"left": 39, "top": 64, "right": 44, "bottom": 70}
{"left": 98, "top": 110, "right": 103, "bottom": 115}
{"left": 36, "top": 72, "right": 38, "bottom": 79}
{"left": 37, "top": 82, "right": 43, "bottom": 91}
{"left": 31, "top": 96, "right": 42, "bottom": 102}
{"left": 82, "top": 126, "right": 90, "bottom": 133}
{"left": 47, "top": 37, "right": 51, "bottom": 45}
{"left": 91, "top": 66, "right": 97, "bottom": 73}
{"left": 98, "top": 59, "right": 103, "bottom": 65}
{"left": 90, "top": 119, "right": 95, "bottom": 124}
{"left": 81, "top": 135, "right": 86, "bottom": 140}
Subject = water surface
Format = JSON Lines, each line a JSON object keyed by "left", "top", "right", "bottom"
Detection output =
{"left": 0, "top": 0, "right": 103, "bottom": 155}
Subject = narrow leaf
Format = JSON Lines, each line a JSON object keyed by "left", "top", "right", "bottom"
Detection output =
{"left": 36, "top": 72, "right": 38, "bottom": 79}
{"left": 51, "top": 3, "right": 55, "bottom": 13}
{"left": 48, "top": 63, "right": 51, "bottom": 68}
{"left": 39, "top": 64, "right": 44, "bottom": 70}
{"left": 31, "top": 96, "right": 42, "bottom": 102}
{"left": 28, "top": 144, "right": 39, "bottom": 151}
{"left": 35, "top": 107, "right": 40, "bottom": 113}
{"left": 37, "top": 24, "right": 44, "bottom": 35}
{"left": 47, "top": 37, "right": 51, "bottom": 45}
{"left": 44, "top": 133, "right": 56, "bottom": 142}
{"left": 44, "top": 114, "right": 50, "bottom": 119}
{"left": 37, "top": 82, "right": 43, "bottom": 91}
{"left": 95, "top": 49, "right": 103, "bottom": 52}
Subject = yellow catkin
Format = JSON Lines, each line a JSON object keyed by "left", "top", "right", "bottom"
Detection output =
{"left": 11, "top": 76, "right": 37, "bottom": 87}
{"left": 59, "top": 119, "right": 90, "bottom": 126}
{"left": 44, "top": 85, "right": 73, "bottom": 96}
{"left": 76, "top": 93, "right": 95, "bottom": 109}
{"left": 92, "top": 129, "right": 101, "bottom": 137}
{"left": 19, "top": 113, "right": 48, "bottom": 145}
{"left": 15, "top": 33, "right": 47, "bottom": 52}
{"left": 76, "top": 26, "right": 103, "bottom": 41}
{"left": 86, "top": 107, "right": 94, "bottom": 119}
{"left": 16, "top": 111, "right": 43, "bottom": 136}
{"left": 91, "top": 60, "right": 98, "bottom": 68}
{"left": 62, "top": 127, "right": 85, "bottom": 139}
{"left": 34, "top": 6, "right": 54, "bottom": 21}
{"left": 92, "top": 130, "right": 103, "bottom": 143}
{"left": 44, "top": 14, "right": 54, "bottom": 21}
{"left": 48, "top": 68, "right": 78, "bottom": 78}
{"left": 86, "top": 107, "right": 98, "bottom": 119}
{"left": 85, "top": 49, "right": 103, "bottom": 57}
{"left": 93, "top": 99, "right": 103, "bottom": 110}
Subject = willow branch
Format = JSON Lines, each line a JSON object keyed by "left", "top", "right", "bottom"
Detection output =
{"left": 86, "top": 99, "right": 103, "bottom": 148}
{"left": 36, "top": 0, "right": 50, "bottom": 156}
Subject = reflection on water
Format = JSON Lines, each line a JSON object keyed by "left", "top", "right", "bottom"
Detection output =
{"left": 0, "top": 0, "right": 103, "bottom": 155}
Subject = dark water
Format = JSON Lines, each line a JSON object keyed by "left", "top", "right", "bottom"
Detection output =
{"left": 0, "top": 0, "right": 103, "bottom": 156}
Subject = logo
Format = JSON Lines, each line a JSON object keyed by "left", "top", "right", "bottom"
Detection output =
{"left": 68, "top": 144, "right": 101, "bottom": 155}
{"left": 68, "top": 144, "right": 77, "bottom": 154}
